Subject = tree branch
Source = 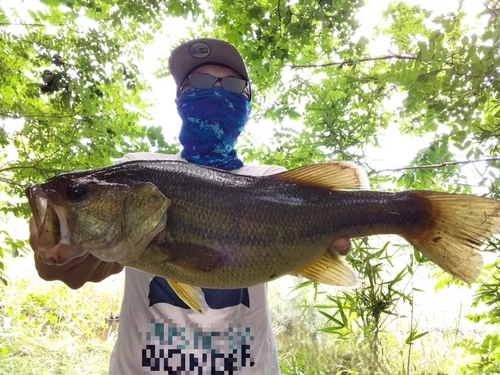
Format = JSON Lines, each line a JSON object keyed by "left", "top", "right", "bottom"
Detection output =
{"left": 375, "top": 158, "right": 500, "bottom": 174}
{"left": 275, "top": 0, "right": 282, "bottom": 36}
{"left": 0, "top": 165, "right": 63, "bottom": 174}
{"left": 0, "top": 176, "right": 27, "bottom": 189}
{"left": 482, "top": 1, "right": 500, "bottom": 18}
{"left": 290, "top": 55, "right": 417, "bottom": 69}
{"left": 0, "top": 22, "right": 80, "bottom": 33}
{"left": 0, "top": 22, "right": 50, "bottom": 27}
{"left": 0, "top": 112, "right": 77, "bottom": 119}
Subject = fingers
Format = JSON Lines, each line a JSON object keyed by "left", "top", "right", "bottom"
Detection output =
{"left": 329, "top": 237, "right": 352, "bottom": 256}
{"left": 29, "top": 216, "right": 39, "bottom": 252}
{"left": 30, "top": 215, "right": 124, "bottom": 288}
{"left": 34, "top": 250, "right": 124, "bottom": 289}
{"left": 33, "top": 250, "right": 90, "bottom": 282}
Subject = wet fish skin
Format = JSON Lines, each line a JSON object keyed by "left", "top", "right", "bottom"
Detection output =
{"left": 125, "top": 190, "right": 429, "bottom": 288}
{"left": 26, "top": 160, "right": 500, "bottom": 292}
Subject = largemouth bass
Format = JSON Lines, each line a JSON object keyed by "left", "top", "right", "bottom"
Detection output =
{"left": 26, "top": 160, "right": 500, "bottom": 312}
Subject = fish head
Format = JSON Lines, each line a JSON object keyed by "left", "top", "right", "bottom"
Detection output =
{"left": 26, "top": 172, "right": 170, "bottom": 266}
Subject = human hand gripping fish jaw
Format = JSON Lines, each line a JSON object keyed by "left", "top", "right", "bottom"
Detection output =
{"left": 25, "top": 159, "right": 500, "bottom": 313}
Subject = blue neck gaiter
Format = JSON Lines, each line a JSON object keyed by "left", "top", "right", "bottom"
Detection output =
{"left": 177, "top": 87, "right": 251, "bottom": 171}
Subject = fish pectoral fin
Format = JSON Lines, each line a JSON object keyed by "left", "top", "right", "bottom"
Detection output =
{"left": 270, "top": 162, "right": 370, "bottom": 191}
{"left": 158, "top": 242, "right": 223, "bottom": 272}
{"left": 167, "top": 279, "right": 208, "bottom": 313}
{"left": 294, "top": 250, "right": 359, "bottom": 287}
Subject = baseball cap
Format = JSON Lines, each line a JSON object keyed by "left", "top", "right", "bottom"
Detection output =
{"left": 169, "top": 38, "right": 250, "bottom": 89}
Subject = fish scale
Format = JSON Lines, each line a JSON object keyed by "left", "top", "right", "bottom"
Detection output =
{"left": 107, "top": 164, "right": 428, "bottom": 287}
{"left": 26, "top": 160, "right": 500, "bottom": 311}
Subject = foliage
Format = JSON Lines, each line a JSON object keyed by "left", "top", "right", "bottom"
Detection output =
{"left": 0, "top": 258, "right": 122, "bottom": 375}
{"left": 0, "top": 0, "right": 190, "bottom": 280}
{"left": 298, "top": 240, "right": 432, "bottom": 374}
{"left": 456, "top": 261, "right": 500, "bottom": 374}
{"left": 202, "top": 2, "right": 500, "bottom": 372}
{"left": 1, "top": 0, "right": 500, "bottom": 374}
{"left": 377, "top": 1, "right": 500, "bottom": 193}
{"left": 0, "top": 230, "right": 27, "bottom": 285}
{"left": 1, "top": 2, "right": 150, "bottom": 182}
{"left": 0, "top": 256, "right": 471, "bottom": 375}
{"left": 271, "top": 272, "right": 469, "bottom": 375}
{"left": 205, "top": 0, "right": 500, "bottom": 192}
{"left": 458, "top": 334, "right": 500, "bottom": 375}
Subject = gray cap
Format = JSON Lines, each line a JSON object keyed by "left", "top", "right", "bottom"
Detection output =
{"left": 169, "top": 38, "right": 249, "bottom": 89}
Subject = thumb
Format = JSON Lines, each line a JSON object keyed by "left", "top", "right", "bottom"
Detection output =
{"left": 29, "top": 216, "right": 39, "bottom": 252}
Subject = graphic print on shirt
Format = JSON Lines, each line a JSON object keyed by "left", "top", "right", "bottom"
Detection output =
{"left": 144, "top": 278, "right": 255, "bottom": 373}
{"left": 142, "top": 319, "right": 255, "bottom": 374}
{"left": 148, "top": 276, "right": 250, "bottom": 309}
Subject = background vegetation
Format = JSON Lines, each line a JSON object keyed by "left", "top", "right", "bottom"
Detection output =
{"left": 1, "top": 0, "right": 499, "bottom": 374}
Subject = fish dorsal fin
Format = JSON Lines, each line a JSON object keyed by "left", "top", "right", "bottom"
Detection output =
{"left": 294, "top": 250, "right": 360, "bottom": 287}
{"left": 270, "top": 162, "right": 370, "bottom": 191}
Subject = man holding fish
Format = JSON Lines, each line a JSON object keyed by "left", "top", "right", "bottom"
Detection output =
{"left": 27, "top": 38, "right": 500, "bottom": 374}
{"left": 28, "top": 38, "right": 355, "bottom": 374}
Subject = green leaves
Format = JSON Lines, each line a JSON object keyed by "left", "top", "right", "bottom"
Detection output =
{"left": 0, "top": 1, "right": 499, "bottom": 373}
{"left": 0, "top": 231, "right": 30, "bottom": 286}
{"left": 0, "top": 0, "right": 185, "bottom": 283}
{"left": 405, "top": 330, "right": 429, "bottom": 345}
{"left": 457, "top": 334, "right": 500, "bottom": 374}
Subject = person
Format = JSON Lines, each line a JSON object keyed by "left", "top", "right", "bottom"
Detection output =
{"left": 29, "top": 38, "right": 352, "bottom": 374}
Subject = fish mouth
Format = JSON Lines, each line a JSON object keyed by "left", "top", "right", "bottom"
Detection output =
{"left": 26, "top": 186, "right": 86, "bottom": 266}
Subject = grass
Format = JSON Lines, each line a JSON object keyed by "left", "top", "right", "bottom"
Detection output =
{"left": 0, "top": 256, "right": 495, "bottom": 375}
{"left": 268, "top": 276, "right": 485, "bottom": 375}
{"left": 272, "top": 307, "right": 468, "bottom": 375}
{"left": 0, "top": 256, "right": 122, "bottom": 375}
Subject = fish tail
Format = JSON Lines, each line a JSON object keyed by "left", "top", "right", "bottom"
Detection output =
{"left": 403, "top": 191, "right": 500, "bottom": 283}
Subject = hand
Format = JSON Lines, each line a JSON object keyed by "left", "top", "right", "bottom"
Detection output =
{"left": 29, "top": 216, "right": 124, "bottom": 289}
{"left": 329, "top": 237, "right": 352, "bottom": 256}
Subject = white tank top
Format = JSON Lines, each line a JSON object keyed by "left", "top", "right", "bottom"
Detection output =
{"left": 109, "top": 152, "right": 285, "bottom": 375}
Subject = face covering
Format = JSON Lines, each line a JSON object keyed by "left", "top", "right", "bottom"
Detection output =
{"left": 177, "top": 86, "right": 251, "bottom": 171}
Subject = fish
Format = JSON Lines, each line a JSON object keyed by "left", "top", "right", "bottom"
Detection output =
{"left": 25, "top": 160, "right": 500, "bottom": 312}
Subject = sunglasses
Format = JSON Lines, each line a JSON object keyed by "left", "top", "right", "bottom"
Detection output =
{"left": 178, "top": 73, "right": 251, "bottom": 100}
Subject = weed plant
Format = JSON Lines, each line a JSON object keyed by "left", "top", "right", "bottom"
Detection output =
{"left": 0, "top": 252, "right": 498, "bottom": 375}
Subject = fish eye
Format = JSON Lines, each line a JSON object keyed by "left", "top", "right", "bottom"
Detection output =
{"left": 66, "top": 184, "right": 88, "bottom": 201}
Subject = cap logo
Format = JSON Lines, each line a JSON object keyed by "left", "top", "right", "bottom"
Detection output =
{"left": 189, "top": 42, "right": 211, "bottom": 59}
